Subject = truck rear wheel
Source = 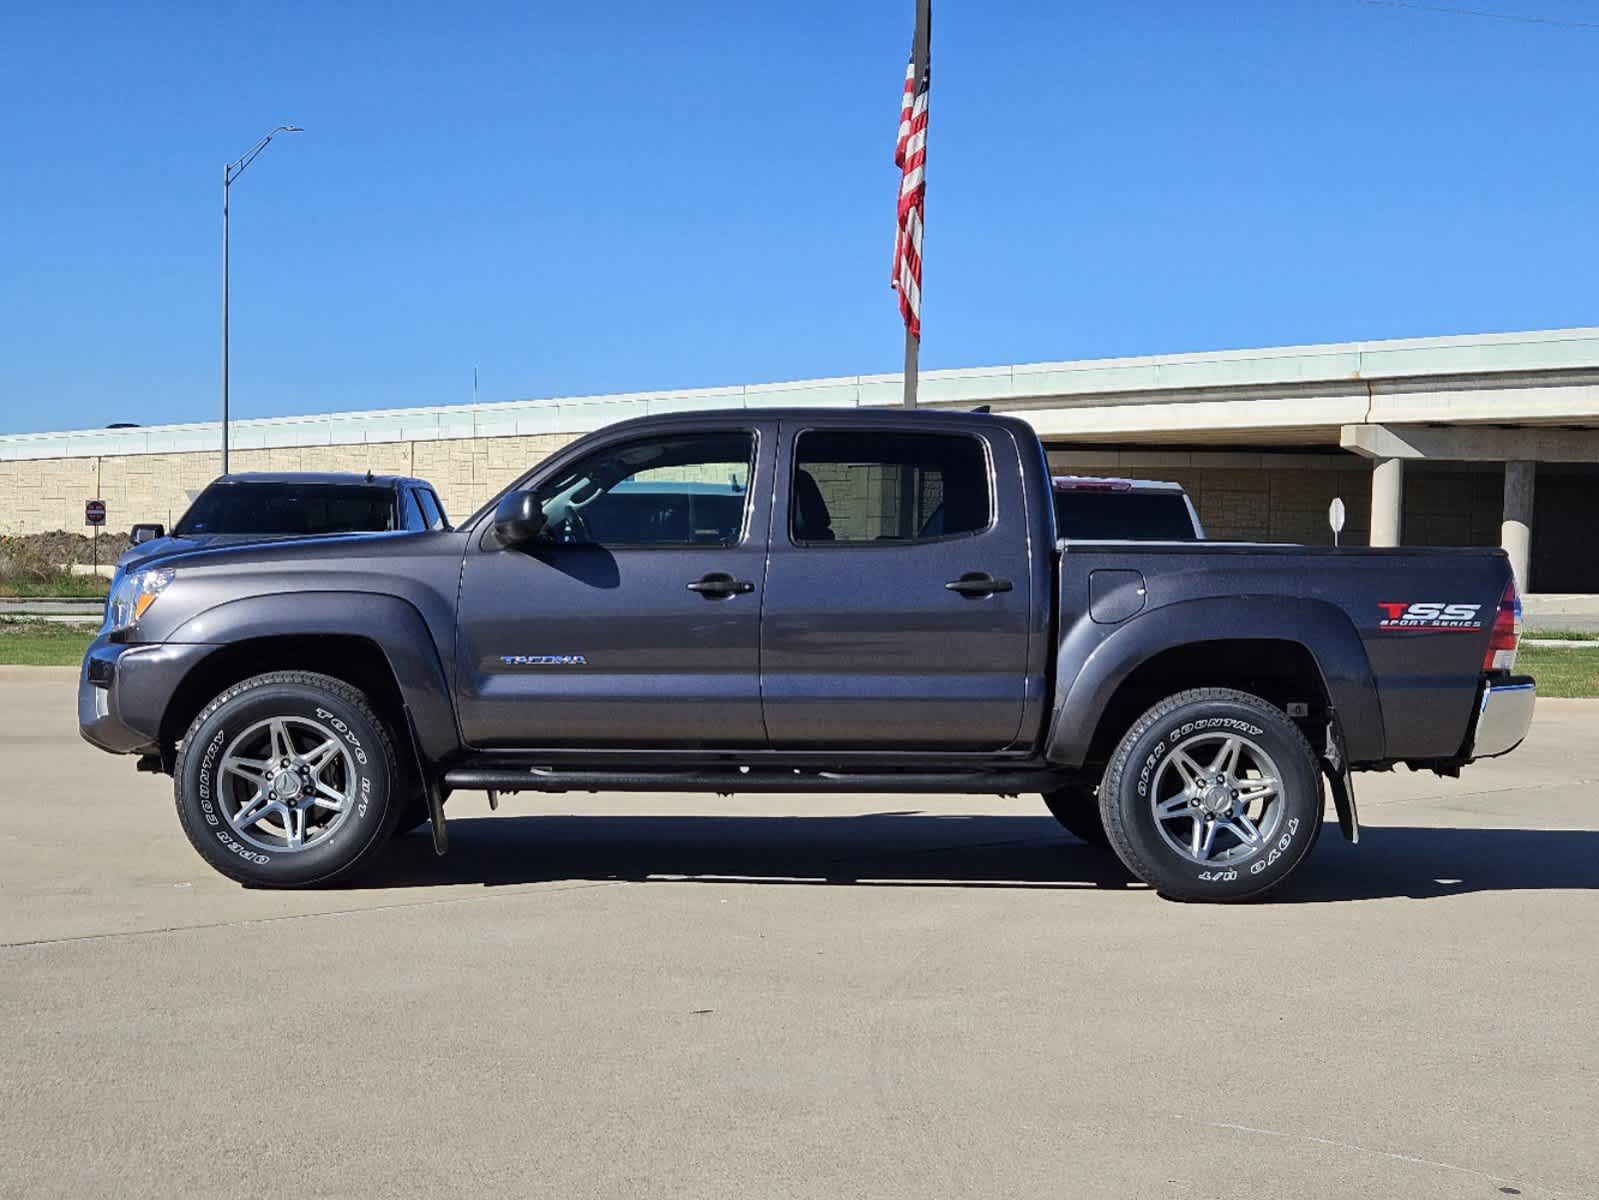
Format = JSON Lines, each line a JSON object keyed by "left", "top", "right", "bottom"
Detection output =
{"left": 1041, "top": 780, "right": 1109, "bottom": 847}
{"left": 1098, "top": 688, "right": 1323, "bottom": 902}
{"left": 173, "top": 671, "right": 401, "bottom": 887}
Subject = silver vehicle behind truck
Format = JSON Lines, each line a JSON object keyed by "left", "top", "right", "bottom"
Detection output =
{"left": 1052, "top": 476, "right": 1204, "bottom": 541}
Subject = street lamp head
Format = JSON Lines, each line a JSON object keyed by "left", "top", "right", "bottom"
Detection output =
{"left": 221, "top": 121, "right": 307, "bottom": 475}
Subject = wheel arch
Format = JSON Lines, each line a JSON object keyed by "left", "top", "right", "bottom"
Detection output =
{"left": 1045, "top": 597, "right": 1384, "bottom": 770}
{"left": 159, "top": 593, "right": 459, "bottom": 769}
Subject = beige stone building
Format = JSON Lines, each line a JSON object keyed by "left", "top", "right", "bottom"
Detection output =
{"left": 5, "top": 327, "right": 1597, "bottom": 592}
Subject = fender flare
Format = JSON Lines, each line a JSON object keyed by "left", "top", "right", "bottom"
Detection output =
{"left": 166, "top": 591, "right": 461, "bottom": 765}
{"left": 1044, "top": 595, "right": 1385, "bottom": 768}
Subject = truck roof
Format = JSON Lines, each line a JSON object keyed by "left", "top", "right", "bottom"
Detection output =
{"left": 1052, "top": 476, "right": 1187, "bottom": 493}
{"left": 212, "top": 471, "right": 427, "bottom": 488}
{"left": 564, "top": 406, "right": 1036, "bottom": 441}
{"left": 464, "top": 406, "right": 1037, "bottom": 527}
{"left": 587, "top": 406, "right": 1018, "bottom": 426}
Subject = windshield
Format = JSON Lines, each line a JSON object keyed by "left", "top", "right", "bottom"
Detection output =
{"left": 1053, "top": 491, "right": 1200, "bottom": 541}
{"left": 173, "top": 484, "right": 397, "bottom": 536}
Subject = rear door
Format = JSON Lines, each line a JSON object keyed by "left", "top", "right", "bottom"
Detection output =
{"left": 455, "top": 425, "right": 773, "bottom": 749}
{"left": 759, "top": 420, "right": 1036, "bottom": 750}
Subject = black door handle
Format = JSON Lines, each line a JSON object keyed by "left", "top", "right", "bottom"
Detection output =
{"left": 945, "top": 572, "right": 1013, "bottom": 597}
{"left": 687, "top": 572, "right": 755, "bottom": 598}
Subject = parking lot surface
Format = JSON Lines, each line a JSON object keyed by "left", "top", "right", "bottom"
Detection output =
{"left": 3, "top": 667, "right": 1596, "bottom": 1198}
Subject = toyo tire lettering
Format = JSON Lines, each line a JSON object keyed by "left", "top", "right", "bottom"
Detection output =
{"left": 1097, "top": 687, "right": 1325, "bottom": 903}
{"left": 172, "top": 671, "right": 400, "bottom": 888}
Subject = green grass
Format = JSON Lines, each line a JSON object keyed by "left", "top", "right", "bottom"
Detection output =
{"left": 0, "top": 620, "right": 98, "bottom": 666}
{"left": 1516, "top": 644, "right": 1599, "bottom": 698}
{"left": 1523, "top": 629, "right": 1599, "bottom": 642}
{"left": 0, "top": 573, "right": 111, "bottom": 599}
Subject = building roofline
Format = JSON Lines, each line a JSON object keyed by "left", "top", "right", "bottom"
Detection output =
{"left": 5, "top": 326, "right": 1598, "bottom": 462}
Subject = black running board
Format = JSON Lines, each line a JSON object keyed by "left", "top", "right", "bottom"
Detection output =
{"left": 442, "top": 767, "right": 1062, "bottom": 797}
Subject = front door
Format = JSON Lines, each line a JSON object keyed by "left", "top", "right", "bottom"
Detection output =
{"left": 456, "top": 426, "right": 772, "bottom": 749}
{"left": 760, "top": 421, "right": 1037, "bottom": 751}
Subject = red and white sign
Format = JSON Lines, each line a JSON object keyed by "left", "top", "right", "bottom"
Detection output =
{"left": 84, "top": 499, "right": 106, "bottom": 527}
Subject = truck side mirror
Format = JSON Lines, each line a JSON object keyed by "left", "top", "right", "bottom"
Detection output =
{"left": 130, "top": 523, "right": 165, "bottom": 545}
{"left": 492, "top": 492, "right": 547, "bottom": 548}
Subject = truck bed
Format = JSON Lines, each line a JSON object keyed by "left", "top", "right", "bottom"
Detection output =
{"left": 1053, "top": 540, "right": 1514, "bottom": 766}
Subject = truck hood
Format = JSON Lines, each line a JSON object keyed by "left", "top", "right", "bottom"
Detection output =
{"left": 125, "top": 530, "right": 423, "bottom": 574}
{"left": 114, "top": 532, "right": 332, "bottom": 572}
{"left": 122, "top": 528, "right": 471, "bottom": 647}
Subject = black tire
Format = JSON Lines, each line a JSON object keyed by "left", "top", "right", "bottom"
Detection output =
{"left": 1041, "top": 780, "right": 1110, "bottom": 847}
{"left": 173, "top": 671, "right": 401, "bottom": 887}
{"left": 1098, "top": 688, "right": 1324, "bottom": 902}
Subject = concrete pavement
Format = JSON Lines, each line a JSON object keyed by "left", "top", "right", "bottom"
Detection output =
{"left": 3, "top": 667, "right": 1596, "bottom": 1198}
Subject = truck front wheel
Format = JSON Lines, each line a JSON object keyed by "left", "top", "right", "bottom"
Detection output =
{"left": 1098, "top": 688, "right": 1323, "bottom": 902}
{"left": 173, "top": 671, "right": 401, "bottom": 887}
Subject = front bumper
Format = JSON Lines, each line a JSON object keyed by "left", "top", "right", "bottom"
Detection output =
{"left": 1467, "top": 675, "right": 1536, "bottom": 760}
{"left": 78, "top": 635, "right": 214, "bottom": 756}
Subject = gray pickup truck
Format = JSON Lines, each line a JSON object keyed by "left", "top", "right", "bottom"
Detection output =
{"left": 79, "top": 408, "right": 1535, "bottom": 901}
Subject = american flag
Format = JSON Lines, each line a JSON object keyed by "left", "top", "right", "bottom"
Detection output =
{"left": 892, "top": 4, "right": 930, "bottom": 340}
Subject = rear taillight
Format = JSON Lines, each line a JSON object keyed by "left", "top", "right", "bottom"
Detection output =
{"left": 1483, "top": 580, "right": 1521, "bottom": 673}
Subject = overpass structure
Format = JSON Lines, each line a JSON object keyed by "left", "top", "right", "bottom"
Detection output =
{"left": 4, "top": 326, "right": 1597, "bottom": 591}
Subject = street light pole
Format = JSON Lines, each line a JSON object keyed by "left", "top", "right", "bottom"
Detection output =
{"left": 221, "top": 161, "right": 230, "bottom": 475}
{"left": 221, "top": 125, "right": 303, "bottom": 475}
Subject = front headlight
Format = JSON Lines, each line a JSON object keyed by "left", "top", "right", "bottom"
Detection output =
{"left": 105, "top": 568, "right": 175, "bottom": 634}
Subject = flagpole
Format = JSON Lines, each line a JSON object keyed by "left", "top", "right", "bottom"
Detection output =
{"left": 901, "top": 0, "right": 930, "bottom": 408}
{"left": 903, "top": 331, "right": 919, "bottom": 409}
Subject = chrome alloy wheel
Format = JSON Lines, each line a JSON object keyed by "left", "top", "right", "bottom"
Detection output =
{"left": 1150, "top": 731, "right": 1285, "bottom": 866}
{"left": 217, "top": 716, "right": 357, "bottom": 853}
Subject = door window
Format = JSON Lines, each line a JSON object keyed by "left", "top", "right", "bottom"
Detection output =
{"left": 791, "top": 430, "right": 991, "bottom": 545}
{"left": 396, "top": 486, "right": 421, "bottom": 530}
{"left": 532, "top": 432, "right": 755, "bottom": 547}
{"left": 414, "top": 487, "right": 449, "bottom": 530}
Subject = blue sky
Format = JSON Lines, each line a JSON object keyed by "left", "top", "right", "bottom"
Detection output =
{"left": 1, "top": 0, "right": 1595, "bottom": 434}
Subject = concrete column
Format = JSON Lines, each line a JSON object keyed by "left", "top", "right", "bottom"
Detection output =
{"left": 1369, "top": 457, "right": 1404, "bottom": 547}
{"left": 1501, "top": 460, "right": 1536, "bottom": 590}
